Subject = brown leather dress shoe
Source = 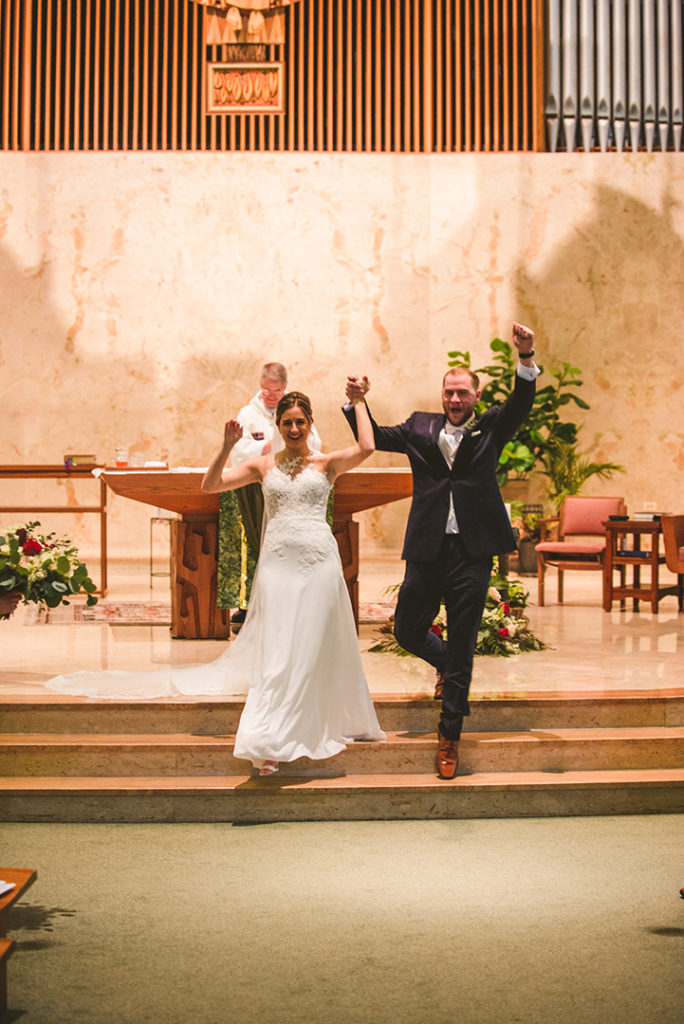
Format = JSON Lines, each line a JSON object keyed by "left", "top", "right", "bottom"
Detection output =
{"left": 437, "top": 733, "right": 459, "bottom": 779}
{"left": 434, "top": 672, "right": 444, "bottom": 701}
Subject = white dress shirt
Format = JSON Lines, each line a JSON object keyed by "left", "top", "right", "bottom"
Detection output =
{"left": 438, "top": 421, "right": 467, "bottom": 534}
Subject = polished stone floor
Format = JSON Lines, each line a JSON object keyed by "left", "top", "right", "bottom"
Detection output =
{"left": 1, "top": 556, "right": 682, "bottom": 699}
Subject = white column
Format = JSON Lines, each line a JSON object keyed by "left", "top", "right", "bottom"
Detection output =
{"left": 596, "top": 0, "right": 611, "bottom": 151}
{"left": 642, "top": 0, "right": 657, "bottom": 151}
{"left": 579, "top": 0, "right": 595, "bottom": 151}
{"left": 562, "top": 0, "right": 578, "bottom": 150}
{"left": 613, "top": 0, "right": 628, "bottom": 151}
{"left": 673, "top": 0, "right": 683, "bottom": 150}
{"left": 627, "top": 0, "right": 642, "bottom": 150}
{"left": 656, "top": 0, "right": 671, "bottom": 151}
{"left": 546, "top": 0, "right": 562, "bottom": 151}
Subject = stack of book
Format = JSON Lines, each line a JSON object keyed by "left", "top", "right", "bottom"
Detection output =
{"left": 63, "top": 454, "right": 97, "bottom": 468}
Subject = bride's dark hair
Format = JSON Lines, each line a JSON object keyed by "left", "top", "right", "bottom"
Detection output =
{"left": 276, "top": 391, "right": 313, "bottom": 425}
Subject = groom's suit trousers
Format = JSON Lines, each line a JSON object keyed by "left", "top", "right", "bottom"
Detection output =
{"left": 393, "top": 534, "right": 492, "bottom": 740}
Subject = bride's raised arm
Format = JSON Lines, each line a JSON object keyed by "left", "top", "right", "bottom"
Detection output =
{"left": 201, "top": 420, "right": 267, "bottom": 493}
{"left": 325, "top": 377, "right": 375, "bottom": 481}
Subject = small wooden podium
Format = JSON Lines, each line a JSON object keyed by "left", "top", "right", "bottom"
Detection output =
{"left": 102, "top": 468, "right": 412, "bottom": 639}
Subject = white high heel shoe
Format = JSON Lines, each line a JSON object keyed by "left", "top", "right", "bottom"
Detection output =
{"left": 258, "top": 760, "right": 278, "bottom": 776}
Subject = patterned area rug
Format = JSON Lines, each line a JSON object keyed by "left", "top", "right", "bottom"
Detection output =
{"left": 23, "top": 602, "right": 172, "bottom": 626}
{"left": 22, "top": 601, "right": 393, "bottom": 626}
{"left": 359, "top": 602, "right": 394, "bottom": 624}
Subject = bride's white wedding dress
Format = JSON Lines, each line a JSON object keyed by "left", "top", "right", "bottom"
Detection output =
{"left": 45, "top": 462, "right": 385, "bottom": 766}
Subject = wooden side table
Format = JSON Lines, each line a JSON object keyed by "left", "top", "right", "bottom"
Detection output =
{"left": 0, "top": 868, "right": 37, "bottom": 1018}
{"left": 602, "top": 519, "right": 678, "bottom": 612}
{"left": 0, "top": 465, "right": 107, "bottom": 595}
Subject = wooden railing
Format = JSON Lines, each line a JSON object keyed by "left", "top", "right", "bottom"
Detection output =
{"left": 0, "top": 0, "right": 546, "bottom": 153}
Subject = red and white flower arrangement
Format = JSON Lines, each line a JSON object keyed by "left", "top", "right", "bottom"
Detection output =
{"left": 0, "top": 521, "right": 98, "bottom": 618}
{"left": 370, "top": 561, "right": 546, "bottom": 658}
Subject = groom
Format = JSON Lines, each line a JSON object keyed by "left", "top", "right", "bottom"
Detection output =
{"left": 344, "top": 323, "right": 539, "bottom": 779}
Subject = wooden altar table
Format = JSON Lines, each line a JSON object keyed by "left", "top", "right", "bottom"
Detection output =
{"left": 101, "top": 468, "right": 413, "bottom": 639}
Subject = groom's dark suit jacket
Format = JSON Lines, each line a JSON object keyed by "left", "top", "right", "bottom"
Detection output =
{"left": 345, "top": 373, "right": 536, "bottom": 562}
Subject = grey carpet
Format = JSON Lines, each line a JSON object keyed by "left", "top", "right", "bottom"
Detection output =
{"left": 3, "top": 816, "right": 683, "bottom": 1024}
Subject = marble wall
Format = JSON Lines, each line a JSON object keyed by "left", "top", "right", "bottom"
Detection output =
{"left": 1, "top": 152, "right": 682, "bottom": 562}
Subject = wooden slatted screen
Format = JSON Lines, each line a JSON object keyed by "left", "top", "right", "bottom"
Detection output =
{"left": 0, "top": 0, "right": 546, "bottom": 152}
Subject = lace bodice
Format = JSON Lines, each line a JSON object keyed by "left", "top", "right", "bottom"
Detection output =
{"left": 263, "top": 463, "right": 331, "bottom": 519}
{"left": 261, "top": 464, "right": 335, "bottom": 572}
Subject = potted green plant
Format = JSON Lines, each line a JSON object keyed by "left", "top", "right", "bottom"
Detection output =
{"left": 542, "top": 436, "right": 623, "bottom": 512}
{"left": 511, "top": 506, "right": 543, "bottom": 575}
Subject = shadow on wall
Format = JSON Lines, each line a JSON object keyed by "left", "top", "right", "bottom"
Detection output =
{"left": 0, "top": 237, "right": 257, "bottom": 467}
{"left": 0, "top": 229, "right": 361, "bottom": 474}
{"left": 513, "top": 183, "right": 684, "bottom": 496}
{"left": 0, "top": 241, "right": 69, "bottom": 461}
{"left": 514, "top": 182, "right": 684, "bottom": 428}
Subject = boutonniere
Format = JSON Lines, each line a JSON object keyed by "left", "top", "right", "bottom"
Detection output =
{"left": 464, "top": 417, "right": 481, "bottom": 437}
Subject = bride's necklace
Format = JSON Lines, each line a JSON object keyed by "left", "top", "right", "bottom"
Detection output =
{"left": 275, "top": 450, "right": 313, "bottom": 477}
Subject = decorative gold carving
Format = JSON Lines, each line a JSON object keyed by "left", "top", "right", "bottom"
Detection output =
{"left": 191, "top": 1, "right": 300, "bottom": 10}
{"left": 207, "top": 62, "right": 284, "bottom": 114}
{"left": 198, "top": 0, "right": 299, "bottom": 45}
{"left": 205, "top": 9, "right": 286, "bottom": 45}
{"left": 217, "top": 45, "right": 268, "bottom": 63}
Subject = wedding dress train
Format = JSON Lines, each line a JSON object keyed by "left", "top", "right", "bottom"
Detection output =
{"left": 44, "top": 463, "right": 385, "bottom": 766}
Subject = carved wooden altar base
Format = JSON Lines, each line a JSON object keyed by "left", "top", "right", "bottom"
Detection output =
{"left": 171, "top": 518, "right": 230, "bottom": 641}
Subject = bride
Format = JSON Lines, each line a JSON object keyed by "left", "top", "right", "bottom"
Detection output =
{"left": 45, "top": 383, "right": 385, "bottom": 776}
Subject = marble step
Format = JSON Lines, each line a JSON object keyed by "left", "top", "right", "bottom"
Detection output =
{"left": 1, "top": 768, "right": 683, "bottom": 822}
{"left": 2, "top": 726, "right": 683, "bottom": 777}
{"left": 2, "top": 690, "right": 683, "bottom": 734}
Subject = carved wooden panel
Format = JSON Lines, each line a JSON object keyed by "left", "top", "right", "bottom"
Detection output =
{"left": 171, "top": 519, "right": 230, "bottom": 640}
{"left": 333, "top": 517, "right": 359, "bottom": 626}
{"left": 207, "top": 62, "right": 284, "bottom": 114}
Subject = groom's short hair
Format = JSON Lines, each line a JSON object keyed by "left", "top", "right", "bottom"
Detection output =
{"left": 443, "top": 367, "right": 480, "bottom": 390}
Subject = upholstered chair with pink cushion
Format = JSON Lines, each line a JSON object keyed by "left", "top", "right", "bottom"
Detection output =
{"left": 535, "top": 495, "right": 626, "bottom": 606}
{"left": 661, "top": 515, "right": 684, "bottom": 612}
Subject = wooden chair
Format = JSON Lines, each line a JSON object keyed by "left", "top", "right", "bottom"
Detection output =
{"left": 660, "top": 514, "right": 684, "bottom": 612}
{"left": 0, "top": 868, "right": 37, "bottom": 1018}
{"left": 535, "top": 496, "right": 626, "bottom": 606}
